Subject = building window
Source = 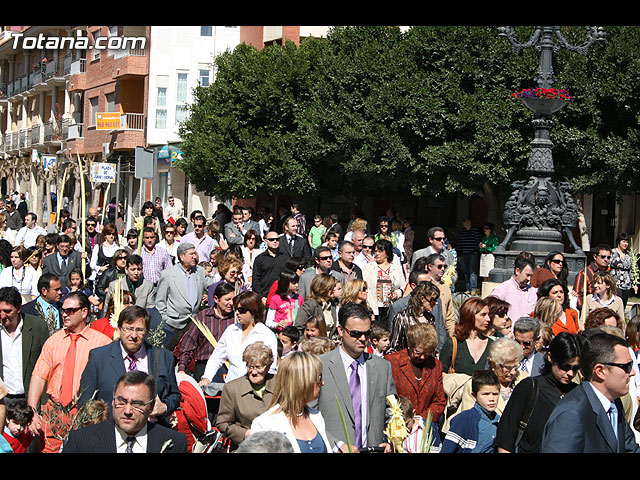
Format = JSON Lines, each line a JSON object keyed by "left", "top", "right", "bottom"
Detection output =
{"left": 91, "top": 30, "right": 100, "bottom": 60}
{"left": 201, "top": 26, "right": 212, "bottom": 36}
{"left": 90, "top": 97, "right": 98, "bottom": 126}
{"left": 106, "top": 93, "right": 115, "bottom": 112}
{"left": 155, "top": 87, "right": 167, "bottom": 129}
{"left": 176, "top": 73, "right": 188, "bottom": 125}
{"left": 199, "top": 69, "right": 210, "bottom": 87}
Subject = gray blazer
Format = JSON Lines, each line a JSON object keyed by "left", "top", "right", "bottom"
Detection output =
{"left": 224, "top": 222, "right": 245, "bottom": 246}
{"left": 41, "top": 250, "right": 86, "bottom": 288}
{"left": 309, "top": 347, "right": 396, "bottom": 448}
{"left": 102, "top": 277, "right": 156, "bottom": 316}
{"left": 411, "top": 246, "right": 458, "bottom": 286}
{"left": 298, "top": 269, "right": 345, "bottom": 302}
{"left": 155, "top": 263, "right": 207, "bottom": 330}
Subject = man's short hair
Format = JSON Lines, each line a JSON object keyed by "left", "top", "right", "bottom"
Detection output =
{"left": 279, "top": 325, "right": 300, "bottom": 345}
{"left": 425, "top": 253, "right": 445, "bottom": 267}
{"left": 514, "top": 316, "right": 540, "bottom": 339}
{"left": 193, "top": 215, "right": 207, "bottom": 225}
{"left": 213, "top": 282, "right": 236, "bottom": 299}
{"left": 62, "top": 218, "right": 76, "bottom": 231}
{"left": 338, "top": 302, "right": 371, "bottom": 328}
{"left": 408, "top": 269, "right": 429, "bottom": 286}
{"left": 113, "top": 370, "right": 157, "bottom": 402}
{"left": 142, "top": 226, "right": 156, "bottom": 235}
{"left": 126, "top": 254, "right": 143, "bottom": 267}
{"left": 0, "top": 286, "right": 22, "bottom": 308}
{"left": 427, "top": 226, "right": 444, "bottom": 240}
{"left": 64, "top": 291, "right": 91, "bottom": 312}
{"left": 177, "top": 242, "right": 195, "bottom": 257}
{"left": 190, "top": 210, "right": 203, "bottom": 221}
{"left": 57, "top": 234, "right": 72, "bottom": 245}
{"left": 592, "top": 244, "right": 612, "bottom": 256}
{"left": 580, "top": 332, "right": 629, "bottom": 381}
{"left": 118, "top": 305, "right": 151, "bottom": 330}
{"left": 37, "top": 273, "right": 59, "bottom": 294}
{"left": 514, "top": 255, "right": 535, "bottom": 273}
{"left": 314, "top": 246, "right": 331, "bottom": 260}
{"left": 26, "top": 212, "right": 37, "bottom": 223}
{"left": 338, "top": 241, "right": 354, "bottom": 253}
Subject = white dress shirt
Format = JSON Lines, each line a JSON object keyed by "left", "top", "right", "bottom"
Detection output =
{"left": 115, "top": 424, "right": 148, "bottom": 453}
{"left": 0, "top": 320, "right": 23, "bottom": 394}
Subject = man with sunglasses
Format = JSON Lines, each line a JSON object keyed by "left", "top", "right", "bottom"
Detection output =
{"left": 310, "top": 302, "right": 396, "bottom": 453}
{"left": 572, "top": 244, "right": 612, "bottom": 310}
{"left": 27, "top": 292, "right": 111, "bottom": 453}
{"left": 78, "top": 305, "right": 180, "bottom": 425}
{"left": 299, "top": 246, "right": 345, "bottom": 300}
{"left": 180, "top": 215, "right": 216, "bottom": 266}
{"left": 252, "top": 232, "right": 289, "bottom": 301}
{"left": 65, "top": 371, "right": 187, "bottom": 453}
{"left": 410, "top": 226, "right": 458, "bottom": 289}
{"left": 513, "top": 317, "right": 545, "bottom": 377}
{"left": 542, "top": 332, "right": 640, "bottom": 453}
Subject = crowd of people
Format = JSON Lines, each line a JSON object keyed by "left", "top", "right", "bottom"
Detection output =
{"left": 0, "top": 195, "right": 639, "bottom": 454}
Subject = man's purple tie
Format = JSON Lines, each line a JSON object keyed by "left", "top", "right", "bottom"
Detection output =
{"left": 349, "top": 360, "right": 362, "bottom": 449}
{"left": 126, "top": 354, "right": 137, "bottom": 372}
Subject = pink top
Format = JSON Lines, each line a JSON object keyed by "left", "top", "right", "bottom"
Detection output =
{"left": 267, "top": 294, "right": 303, "bottom": 331}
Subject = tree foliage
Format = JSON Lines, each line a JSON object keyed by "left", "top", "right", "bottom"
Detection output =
{"left": 178, "top": 25, "right": 640, "bottom": 202}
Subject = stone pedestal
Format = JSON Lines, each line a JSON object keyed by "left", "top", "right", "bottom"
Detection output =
{"left": 488, "top": 249, "right": 586, "bottom": 286}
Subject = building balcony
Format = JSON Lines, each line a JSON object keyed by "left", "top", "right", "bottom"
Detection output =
{"left": 111, "top": 112, "right": 145, "bottom": 150}
{"left": 112, "top": 46, "right": 148, "bottom": 79}
{"left": 67, "top": 58, "right": 87, "bottom": 92}
{"left": 43, "top": 119, "right": 63, "bottom": 144}
{"left": 31, "top": 124, "right": 43, "bottom": 145}
{"left": 62, "top": 119, "right": 83, "bottom": 140}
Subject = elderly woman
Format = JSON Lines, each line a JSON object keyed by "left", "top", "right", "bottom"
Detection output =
{"left": 537, "top": 279, "right": 580, "bottom": 335}
{"left": 294, "top": 273, "right": 339, "bottom": 338}
{"left": 444, "top": 337, "right": 527, "bottom": 434}
{"left": 251, "top": 351, "right": 334, "bottom": 453}
{"left": 585, "top": 271, "right": 626, "bottom": 325}
{"left": 199, "top": 291, "right": 278, "bottom": 385}
{"left": 388, "top": 282, "right": 444, "bottom": 354}
{"left": 440, "top": 297, "right": 493, "bottom": 376}
{"left": 386, "top": 323, "right": 446, "bottom": 424}
{"left": 362, "top": 238, "right": 405, "bottom": 325}
{"left": 496, "top": 332, "right": 581, "bottom": 453}
{"left": 206, "top": 255, "right": 248, "bottom": 307}
{"left": 215, "top": 341, "right": 276, "bottom": 450}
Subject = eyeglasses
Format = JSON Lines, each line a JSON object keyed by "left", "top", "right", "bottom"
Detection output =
{"left": 246, "top": 364, "right": 267, "bottom": 372}
{"left": 194, "top": 224, "right": 204, "bottom": 229}
{"left": 598, "top": 255, "right": 612, "bottom": 260}
{"left": 432, "top": 237, "right": 445, "bottom": 242}
{"left": 86, "top": 223, "right": 96, "bottom": 227}
{"left": 498, "top": 364, "right": 518, "bottom": 372}
{"left": 363, "top": 245, "right": 374, "bottom": 250}
{"left": 265, "top": 237, "right": 280, "bottom": 242}
{"left": 601, "top": 361, "right": 634, "bottom": 374}
{"left": 120, "top": 325, "right": 147, "bottom": 334}
{"left": 113, "top": 396, "right": 154, "bottom": 412}
{"left": 117, "top": 256, "right": 128, "bottom": 260}
{"left": 550, "top": 259, "right": 564, "bottom": 264}
{"left": 165, "top": 231, "right": 175, "bottom": 235}
{"left": 318, "top": 256, "right": 332, "bottom": 261}
{"left": 61, "top": 306, "right": 84, "bottom": 315}
{"left": 435, "top": 264, "right": 446, "bottom": 270}
{"left": 342, "top": 327, "right": 372, "bottom": 339}
{"left": 516, "top": 339, "right": 532, "bottom": 347}
{"left": 236, "top": 307, "right": 250, "bottom": 314}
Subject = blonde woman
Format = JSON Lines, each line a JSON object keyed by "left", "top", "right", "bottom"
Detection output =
{"left": 294, "top": 273, "right": 338, "bottom": 337}
{"left": 250, "top": 351, "right": 333, "bottom": 453}
{"left": 343, "top": 218, "right": 368, "bottom": 243}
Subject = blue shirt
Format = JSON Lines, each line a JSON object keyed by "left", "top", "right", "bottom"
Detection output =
{"left": 472, "top": 403, "right": 500, "bottom": 453}
{"left": 37, "top": 296, "right": 60, "bottom": 329}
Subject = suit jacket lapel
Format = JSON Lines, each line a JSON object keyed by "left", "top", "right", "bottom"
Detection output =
{"left": 365, "top": 354, "right": 377, "bottom": 420}
{"left": 21, "top": 317, "right": 33, "bottom": 379}
{"left": 583, "top": 383, "right": 619, "bottom": 452}
{"left": 327, "top": 349, "right": 355, "bottom": 421}
{"left": 108, "top": 341, "right": 127, "bottom": 380}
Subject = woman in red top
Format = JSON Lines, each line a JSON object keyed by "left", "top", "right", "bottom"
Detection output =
{"left": 90, "top": 290, "right": 136, "bottom": 339}
{"left": 536, "top": 279, "right": 580, "bottom": 335}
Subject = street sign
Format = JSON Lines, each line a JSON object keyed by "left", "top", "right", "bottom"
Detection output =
{"left": 96, "top": 112, "right": 121, "bottom": 130}
{"left": 90, "top": 162, "right": 117, "bottom": 183}
{"left": 42, "top": 155, "right": 56, "bottom": 171}
{"left": 135, "top": 146, "right": 154, "bottom": 179}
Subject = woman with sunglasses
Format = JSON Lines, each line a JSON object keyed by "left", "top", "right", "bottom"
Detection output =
{"left": 362, "top": 238, "right": 405, "bottom": 325}
{"left": 89, "top": 223, "right": 120, "bottom": 282}
{"left": 251, "top": 351, "right": 333, "bottom": 453}
{"left": 484, "top": 296, "right": 512, "bottom": 339}
{"left": 531, "top": 251, "right": 568, "bottom": 288}
{"left": 495, "top": 332, "right": 581, "bottom": 453}
{"left": 93, "top": 248, "right": 128, "bottom": 305}
{"left": 611, "top": 233, "right": 638, "bottom": 309}
{"left": 199, "top": 291, "right": 278, "bottom": 385}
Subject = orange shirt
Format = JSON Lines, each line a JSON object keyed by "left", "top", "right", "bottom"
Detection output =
{"left": 31, "top": 324, "right": 111, "bottom": 403}
{"left": 551, "top": 308, "right": 581, "bottom": 336}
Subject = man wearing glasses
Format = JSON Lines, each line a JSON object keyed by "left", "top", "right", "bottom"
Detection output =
{"left": 512, "top": 317, "right": 545, "bottom": 377}
{"left": 542, "top": 332, "right": 640, "bottom": 453}
{"left": 410, "top": 226, "right": 458, "bottom": 289}
{"left": 310, "top": 303, "right": 396, "bottom": 453}
{"left": 572, "top": 244, "right": 612, "bottom": 310}
{"left": 65, "top": 370, "right": 187, "bottom": 453}
{"left": 27, "top": 292, "right": 111, "bottom": 453}
{"left": 78, "top": 305, "right": 180, "bottom": 425}
{"left": 252, "top": 232, "right": 289, "bottom": 302}
{"left": 181, "top": 214, "right": 217, "bottom": 263}
{"left": 299, "top": 246, "right": 345, "bottom": 300}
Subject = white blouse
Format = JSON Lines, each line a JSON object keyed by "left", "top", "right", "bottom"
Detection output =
{"left": 201, "top": 322, "right": 278, "bottom": 384}
{"left": 0, "top": 266, "right": 40, "bottom": 297}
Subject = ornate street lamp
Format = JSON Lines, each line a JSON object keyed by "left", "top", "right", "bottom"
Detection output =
{"left": 489, "top": 26, "right": 606, "bottom": 283}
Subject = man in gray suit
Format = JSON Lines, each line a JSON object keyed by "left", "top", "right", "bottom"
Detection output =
{"left": 41, "top": 234, "right": 88, "bottom": 288}
{"left": 102, "top": 254, "right": 155, "bottom": 315}
{"left": 155, "top": 243, "right": 208, "bottom": 349}
{"left": 411, "top": 226, "right": 457, "bottom": 287}
{"left": 224, "top": 209, "right": 246, "bottom": 247}
{"left": 309, "top": 302, "right": 396, "bottom": 452}
{"left": 514, "top": 317, "right": 545, "bottom": 377}
{"left": 298, "top": 246, "right": 344, "bottom": 300}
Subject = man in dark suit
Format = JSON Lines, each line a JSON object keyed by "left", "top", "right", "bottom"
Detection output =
{"left": 78, "top": 305, "right": 181, "bottom": 423}
{"left": 0, "top": 286, "right": 49, "bottom": 405}
{"left": 41, "top": 234, "right": 87, "bottom": 288}
{"left": 542, "top": 332, "right": 640, "bottom": 453}
{"left": 309, "top": 302, "right": 396, "bottom": 452}
{"left": 513, "top": 317, "right": 545, "bottom": 377}
{"left": 278, "top": 216, "right": 311, "bottom": 266}
{"left": 21, "top": 273, "right": 62, "bottom": 335}
{"left": 64, "top": 370, "right": 187, "bottom": 453}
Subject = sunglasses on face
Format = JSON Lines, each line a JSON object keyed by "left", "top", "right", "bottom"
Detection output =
{"left": 601, "top": 361, "right": 634, "bottom": 374}
{"left": 265, "top": 237, "right": 279, "bottom": 242}
{"left": 342, "top": 327, "right": 372, "bottom": 339}
{"left": 550, "top": 259, "right": 564, "bottom": 264}
{"left": 432, "top": 237, "right": 445, "bottom": 242}
{"left": 557, "top": 363, "right": 580, "bottom": 373}
{"left": 598, "top": 255, "right": 611, "bottom": 260}
{"left": 61, "top": 306, "right": 84, "bottom": 315}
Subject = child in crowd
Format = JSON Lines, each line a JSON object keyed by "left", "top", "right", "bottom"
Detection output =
{"left": 278, "top": 326, "right": 300, "bottom": 357}
{"left": 304, "top": 314, "right": 328, "bottom": 340}
{"left": 308, "top": 215, "right": 326, "bottom": 252}
{"left": 367, "top": 322, "right": 391, "bottom": 357}
{"left": 322, "top": 231, "right": 340, "bottom": 261}
{"left": 398, "top": 396, "right": 441, "bottom": 453}
{"left": 499, "top": 317, "right": 513, "bottom": 339}
{"left": 536, "top": 325, "right": 553, "bottom": 353}
{"left": 266, "top": 271, "right": 303, "bottom": 332}
{"left": 299, "top": 336, "right": 335, "bottom": 355}
{"left": 2, "top": 399, "right": 35, "bottom": 453}
{"left": 440, "top": 370, "right": 501, "bottom": 453}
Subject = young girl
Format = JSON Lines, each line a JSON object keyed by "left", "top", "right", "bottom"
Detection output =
{"left": 62, "top": 268, "right": 95, "bottom": 305}
{"left": 266, "top": 270, "right": 303, "bottom": 332}
{"left": 304, "top": 314, "right": 328, "bottom": 340}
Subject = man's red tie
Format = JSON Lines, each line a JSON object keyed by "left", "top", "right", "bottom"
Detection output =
{"left": 59, "top": 333, "right": 79, "bottom": 406}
